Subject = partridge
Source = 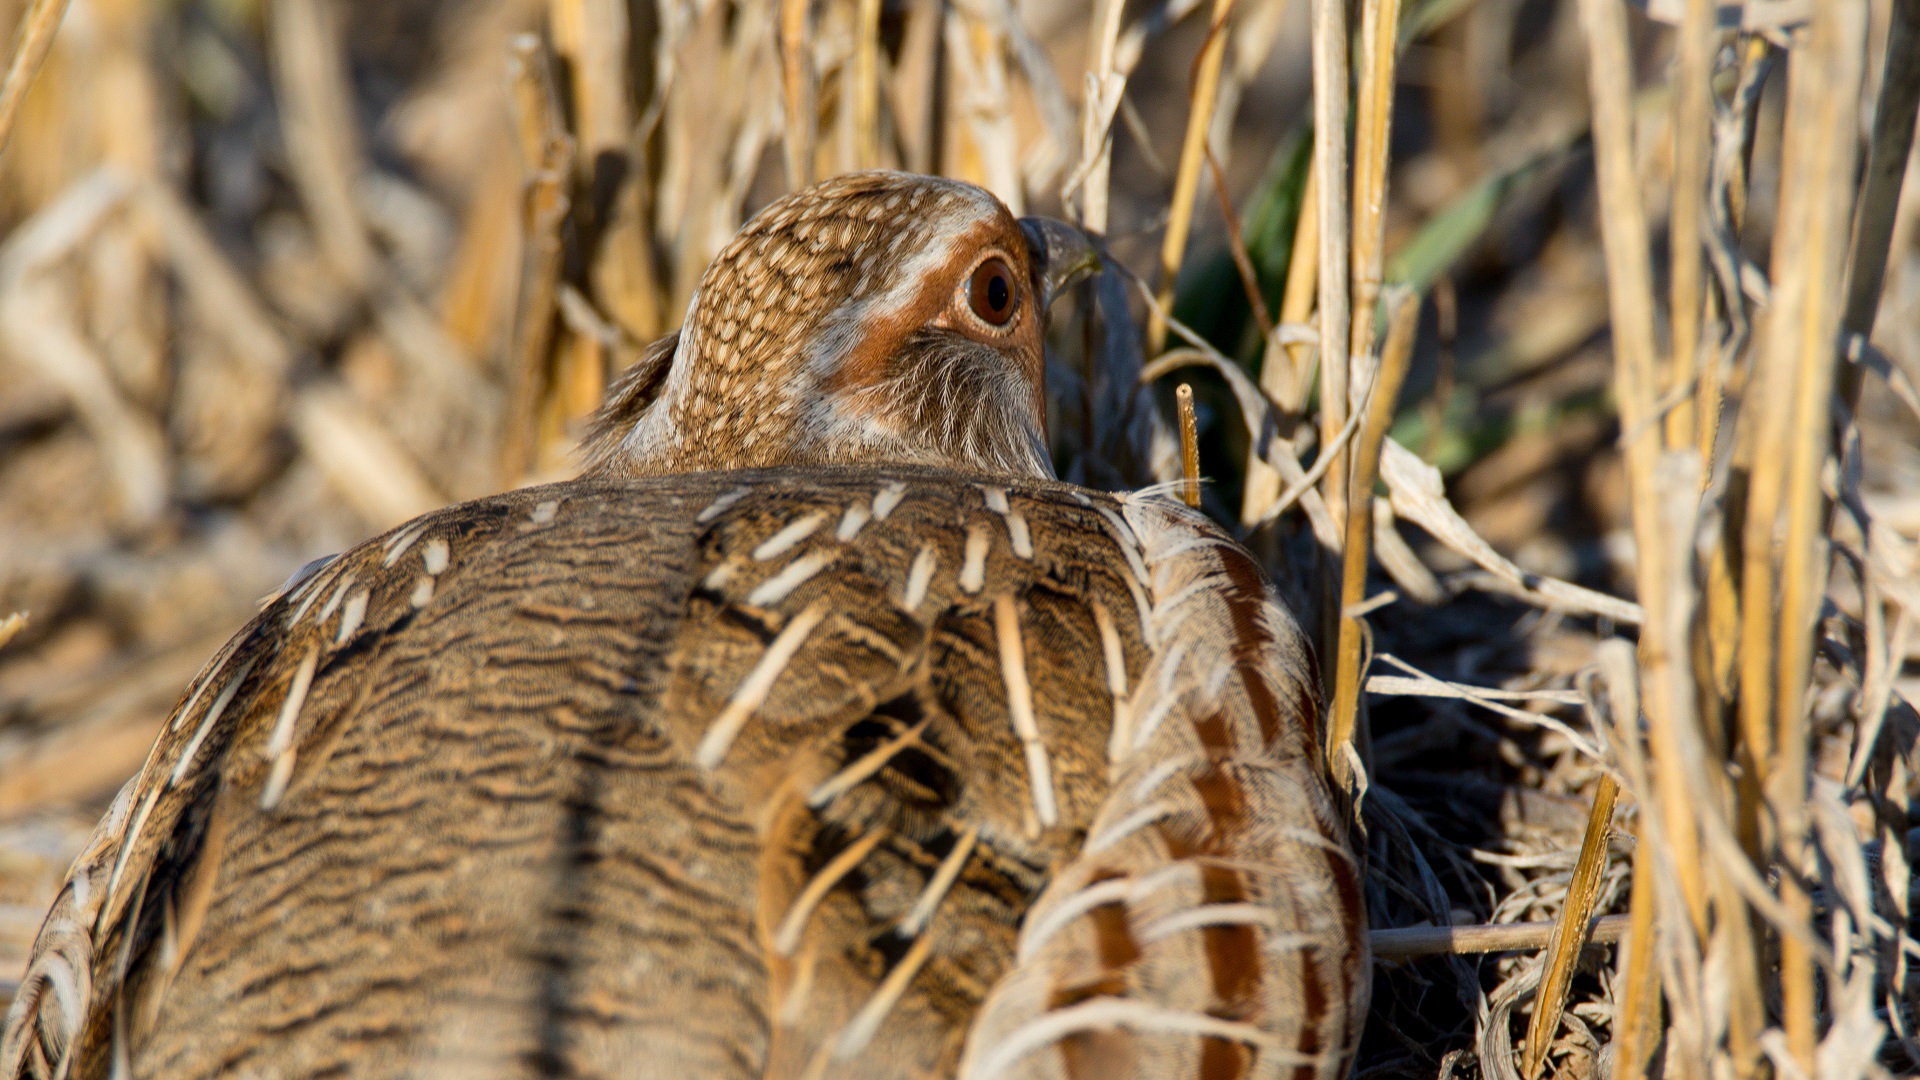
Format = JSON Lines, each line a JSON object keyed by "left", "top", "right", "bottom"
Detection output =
{"left": 3, "top": 172, "right": 1367, "bottom": 1080}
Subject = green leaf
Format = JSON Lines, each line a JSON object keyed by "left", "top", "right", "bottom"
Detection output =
{"left": 1386, "top": 146, "right": 1569, "bottom": 293}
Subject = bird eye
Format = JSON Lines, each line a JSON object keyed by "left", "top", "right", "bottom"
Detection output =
{"left": 966, "top": 258, "right": 1017, "bottom": 327}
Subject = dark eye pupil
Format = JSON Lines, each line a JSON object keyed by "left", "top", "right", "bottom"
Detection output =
{"left": 968, "top": 258, "right": 1017, "bottom": 326}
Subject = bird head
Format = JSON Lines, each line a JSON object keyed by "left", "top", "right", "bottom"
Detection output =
{"left": 582, "top": 171, "right": 1098, "bottom": 480}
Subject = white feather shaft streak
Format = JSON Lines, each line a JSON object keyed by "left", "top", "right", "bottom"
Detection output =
{"left": 168, "top": 640, "right": 239, "bottom": 734}
{"left": 871, "top": 480, "right": 908, "bottom": 519}
{"left": 99, "top": 787, "right": 162, "bottom": 932}
{"left": 171, "top": 655, "right": 263, "bottom": 787}
{"left": 773, "top": 827, "right": 891, "bottom": 956}
{"left": 1094, "top": 507, "right": 1150, "bottom": 585}
{"left": 959, "top": 523, "right": 991, "bottom": 593}
{"left": 261, "top": 645, "right": 322, "bottom": 810}
{"left": 898, "top": 823, "right": 981, "bottom": 937}
{"left": 1016, "top": 862, "right": 1202, "bottom": 963}
{"left": 993, "top": 595, "right": 1058, "bottom": 828}
{"left": 835, "top": 501, "right": 871, "bottom": 541}
{"left": 901, "top": 544, "right": 937, "bottom": 611}
{"left": 1091, "top": 600, "right": 1132, "bottom": 765}
{"left": 1005, "top": 510, "right": 1033, "bottom": 559}
{"left": 747, "top": 550, "right": 835, "bottom": 607}
{"left": 964, "top": 999, "right": 1310, "bottom": 1080}
{"left": 697, "top": 602, "right": 829, "bottom": 769}
{"left": 1135, "top": 902, "right": 1292, "bottom": 944}
{"left": 832, "top": 930, "right": 935, "bottom": 1059}
{"left": 807, "top": 716, "right": 933, "bottom": 808}
{"left": 753, "top": 511, "right": 828, "bottom": 561}
{"left": 335, "top": 590, "right": 368, "bottom": 645}
{"left": 696, "top": 485, "right": 752, "bottom": 523}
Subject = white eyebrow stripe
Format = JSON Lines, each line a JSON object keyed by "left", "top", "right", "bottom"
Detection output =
{"left": 753, "top": 512, "right": 829, "bottom": 561}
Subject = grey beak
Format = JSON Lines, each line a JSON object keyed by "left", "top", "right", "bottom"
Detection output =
{"left": 1019, "top": 217, "right": 1102, "bottom": 310}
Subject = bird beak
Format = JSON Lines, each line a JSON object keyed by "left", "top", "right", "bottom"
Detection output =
{"left": 1019, "top": 217, "right": 1101, "bottom": 311}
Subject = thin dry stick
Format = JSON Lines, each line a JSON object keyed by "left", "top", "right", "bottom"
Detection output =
{"left": 1597, "top": 642, "right": 1665, "bottom": 1080}
{"left": 1665, "top": 0, "right": 1712, "bottom": 452}
{"left": 1714, "top": 865, "right": 1768, "bottom": 1080}
{"left": 1695, "top": 36, "right": 1773, "bottom": 467}
{"left": 1735, "top": 58, "right": 1803, "bottom": 780}
{"left": 1176, "top": 383, "right": 1201, "bottom": 507}
{"left": 853, "top": 0, "right": 883, "bottom": 170}
{"left": 1277, "top": 162, "right": 1321, "bottom": 400}
{"left": 1837, "top": 0, "right": 1920, "bottom": 412}
{"left": 1311, "top": 0, "right": 1352, "bottom": 534}
{"left": 1370, "top": 914, "right": 1631, "bottom": 960}
{"left": 1240, "top": 160, "right": 1319, "bottom": 526}
{"left": 1611, "top": 825, "right": 1663, "bottom": 1080}
{"left": 1147, "top": 0, "right": 1238, "bottom": 353}
{"left": 1326, "top": 292, "right": 1417, "bottom": 780}
{"left": 549, "top": 0, "right": 634, "bottom": 426}
{"left": 779, "top": 0, "right": 813, "bottom": 190}
{"left": 548, "top": 0, "right": 631, "bottom": 163}
{"left": 1576, "top": 0, "right": 1706, "bottom": 935}
{"left": 1522, "top": 774, "right": 1620, "bottom": 1080}
{"left": 270, "top": 0, "right": 377, "bottom": 289}
{"left": 1205, "top": 148, "right": 1275, "bottom": 338}
{"left": 1074, "top": 0, "right": 1127, "bottom": 233}
{"left": 1770, "top": 3, "right": 1869, "bottom": 1068}
{"left": 0, "top": 0, "right": 70, "bottom": 158}
{"left": 1347, "top": 0, "right": 1403, "bottom": 368}
{"left": 0, "top": 612, "right": 23, "bottom": 652}
{"left": 502, "top": 36, "right": 575, "bottom": 487}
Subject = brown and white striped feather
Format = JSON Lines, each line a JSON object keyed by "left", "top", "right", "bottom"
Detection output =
{"left": 0, "top": 468, "right": 1362, "bottom": 1080}
{"left": 958, "top": 495, "right": 1367, "bottom": 1080}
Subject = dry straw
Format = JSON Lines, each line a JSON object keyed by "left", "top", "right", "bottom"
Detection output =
{"left": 0, "top": 0, "right": 1916, "bottom": 1076}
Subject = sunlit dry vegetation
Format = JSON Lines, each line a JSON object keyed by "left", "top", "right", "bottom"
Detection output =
{"left": 0, "top": 0, "right": 1917, "bottom": 1075}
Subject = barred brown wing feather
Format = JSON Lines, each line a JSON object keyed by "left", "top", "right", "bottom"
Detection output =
{"left": 0, "top": 468, "right": 1364, "bottom": 1080}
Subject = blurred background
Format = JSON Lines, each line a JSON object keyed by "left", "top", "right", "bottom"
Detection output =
{"left": 0, "top": 0, "right": 1916, "bottom": 1075}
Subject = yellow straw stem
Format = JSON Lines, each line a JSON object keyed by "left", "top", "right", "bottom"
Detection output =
{"left": 1326, "top": 292, "right": 1417, "bottom": 782}
{"left": 1147, "top": 0, "right": 1238, "bottom": 353}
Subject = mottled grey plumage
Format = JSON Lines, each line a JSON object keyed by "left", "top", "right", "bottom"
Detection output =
{"left": 3, "top": 173, "right": 1365, "bottom": 1080}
